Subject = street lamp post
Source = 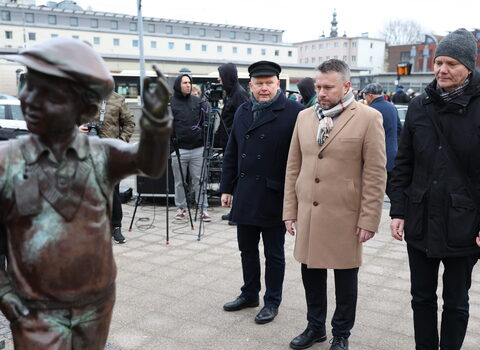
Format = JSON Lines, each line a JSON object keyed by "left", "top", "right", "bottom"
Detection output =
{"left": 137, "top": 0, "right": 146, "bottom": 103}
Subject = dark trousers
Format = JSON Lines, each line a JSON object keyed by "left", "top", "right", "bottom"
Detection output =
{"left": 111, "top": 184, "right": 122, "bottom": 228}
{"left": 237, "top": 224, "right": 285, "bottom": 308}
{"left": 407, "top": 244, "right": 478, "bottom": 350}
{"left": 386, "top": 171, "right": 393, "bottom": 200}
{"left": 301, "top": 264, "right": 359, "bottom": 338}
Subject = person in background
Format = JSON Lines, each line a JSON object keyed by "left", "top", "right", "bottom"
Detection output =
{"left": 362, "top": 82, "right": 401, "bottom": 199}
{"left": 392, "top": 85, "right": 410, "bottom": 104}
{"left": 79, "top": 91, "right": 135, "bottom": 243}
{"left": 297, "top": 77, "right": 317, "bottom": 108}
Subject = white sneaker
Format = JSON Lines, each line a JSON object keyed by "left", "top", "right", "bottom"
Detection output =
{"left": 202, "top": 210, "right": 211, "bottom": 222}
{"left": 175, "top": 207, "right": 186, "bottom": 220}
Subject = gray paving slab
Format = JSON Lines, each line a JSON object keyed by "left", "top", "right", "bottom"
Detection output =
{"left": 1, "top": 199, "right": 480, "bottom": 349}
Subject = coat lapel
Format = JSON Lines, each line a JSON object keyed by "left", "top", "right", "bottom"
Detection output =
{"left": 319, "top": 102, "right": 357, "bottom": 152}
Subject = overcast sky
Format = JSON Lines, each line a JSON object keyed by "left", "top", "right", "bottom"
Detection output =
{"left": 50, "top": 0, "right": 477, "bottom": 43}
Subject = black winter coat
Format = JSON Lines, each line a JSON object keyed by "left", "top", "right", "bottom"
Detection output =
{"left": 170, "top": 74, "right": 207, "bottom": 150}
{"left": 390, "top": 69, "right": 480, "bottom": 257}
{"left": 220, "top": 92, "right": 304, "bottom": 227}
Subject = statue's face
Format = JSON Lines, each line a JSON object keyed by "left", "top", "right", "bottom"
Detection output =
{"left": 20, "top": 70, "right": 78, "bottom": 137}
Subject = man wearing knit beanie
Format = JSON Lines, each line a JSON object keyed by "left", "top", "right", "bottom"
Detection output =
{"left": 390, "top": 28, "right": 480, "bottom": 350}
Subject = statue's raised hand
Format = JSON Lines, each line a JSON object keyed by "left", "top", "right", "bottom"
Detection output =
{"left": 142, "top": 65, "right": 172, "bottom": 128}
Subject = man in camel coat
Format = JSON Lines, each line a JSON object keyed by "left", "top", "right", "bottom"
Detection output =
{"left": 283, "top": 59, "right": 386, "bottom": 350}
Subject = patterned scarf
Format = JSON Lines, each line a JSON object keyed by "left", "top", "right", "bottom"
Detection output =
{"left": 251, "top": 90, "right": 281, "bottom": 122}
{"left": 315, "top": 88, "right": 355, "bottom": 146}
{"left": 437, "top": 74, "right": 471, "bottom": 103}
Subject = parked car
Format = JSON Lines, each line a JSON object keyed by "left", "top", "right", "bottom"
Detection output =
{"left": 0, "top": 94, "right": 19, "bottom": 100}
{"left": 395, "top": 104, "right": 408, "bottom": 124}
{"left": 0, "top": 98, "right": 28, "bottom": 140}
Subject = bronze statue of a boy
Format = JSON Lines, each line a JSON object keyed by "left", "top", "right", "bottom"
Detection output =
{"left": 0, "top": 38, "right": 171, "bottom": 349}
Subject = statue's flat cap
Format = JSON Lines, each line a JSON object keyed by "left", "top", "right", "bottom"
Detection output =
{"left": 2, "top": 37, "right": 113, "bottom": 98}
{"left": 248, "top": 60, "right": 281, "bottom": 78}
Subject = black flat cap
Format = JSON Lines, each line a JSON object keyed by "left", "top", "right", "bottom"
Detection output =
{"left": 2, "top": 37, "right": 113, "bottom": 99}
{"left": 248, "top": 60, "right": 281, "bottom": 78}
{"left": 362, "top": 83, "right": 383, "bottom": 95}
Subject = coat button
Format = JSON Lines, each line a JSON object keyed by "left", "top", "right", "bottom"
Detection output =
{"left": 245, "top": 134, "right": 250, "bottom": 139}
{"left": 313, "top": 201, "right": 319, "bottom": 206}
{"left": 315, "top": 178, "right": 320, "bottom": 183}
{"left": 241, "top": 153, "right": 246, "bottom": 158}
{"left": 318, "top": 154, "right": 323, "bottom": 159}
{"left": 240, "top": 172, "right": 245, "bottom": 178}
{"left": 433, "top": 180, "right": 438, "bottom": 185}
{"left": 438, "top": 145, "right": 442, "bottom": 150}
{"left": 260, "top": 134, "right": 265, "bottom": 139}
{"left": 257, "top": 155, "right": 261, "bottom": 160}
{"left": 255, "top": 175, "right": 260, "bottom": 180}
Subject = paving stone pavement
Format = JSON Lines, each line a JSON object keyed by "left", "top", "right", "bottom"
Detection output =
{"left": 1, "top": 197, "right": 480, "bottom": 349}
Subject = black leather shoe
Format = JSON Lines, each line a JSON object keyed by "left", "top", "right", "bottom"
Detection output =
{"left": 290, "top": 328, "right": 327, "bottom": 349}
{"left": 330, "top": 336, "right": 348, "bottom": 350}
{"left": 112, "top": 227, "right": 126, "bottom": 244}
{"left": 221, "top": 213, "right": 230, "bottom": 220}
{"left": 254, "top": 306, "right": 278, "bottom": 324}
{"left": 228, "top": 221, "right": 237, "bottom": 226}
{"left": 223, "top": 296, "right": 259, "bottom": 311}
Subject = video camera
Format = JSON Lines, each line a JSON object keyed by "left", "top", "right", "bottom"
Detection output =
{"left": 204, "top": 82, "right": 223, "bottom": 103}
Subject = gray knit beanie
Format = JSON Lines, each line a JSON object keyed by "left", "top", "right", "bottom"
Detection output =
{"left": 435, "top": 28, "right": 478, "bottom": 71}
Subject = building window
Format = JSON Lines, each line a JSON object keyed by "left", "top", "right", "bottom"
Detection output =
{"left": 93, "top": 37, "right": 100, "bottom": 45}
{"left": 334, "top": 55, "right": 338, "bottom": 59}
{"left": 183, "top": 27, "right": 190, "bottom": 35}
{"left": 334, "top": 42, "right": 339, "bottom": 48}
{"left": 166, "top": 25, "right": 173, "bottom": 34}
{"left": 245, "top": 32, "right": 250, "bottom": 40}
{"left": 147, "top": 24, "right": 155, "bottom": 33}
{"left": 319, "top": 56, "right": 323, "bottom": 61}
{"left": 198, "top": 28, "right": 205, "bottom": 37}
{"left": 168, "top": 42, "right": 174, "bottom": 49}
{"left": 343, "top": 42, "right": 348, "bottom": 48}
{"left": 229, "top": 31, "right": 236, "bottom": 39}
{"left": 150, "top": 41, "right": 157, "bottom": 48}
{"left": 201, "top": 44, "right": 207, "bottom": 52}
{"left": 72, "top": 35, "right": 79, "bottom": 39}
{"left": 48, "top": 15, "right": 56, "bottom": 25}
{"left": 273, "top": 35, "right": 278, "bottom": 43}
{"left": 351, "top": 55, "right": 356, "bottom": 62}
{"left": 25, "top": 13, "right": 34, "bottom": 23}
{"left": 69, "top": 17, "right": 78, "bottom": 27}
{"left": 326, "top": 43, "right": 330, "bottom": 48}
{"left": 370, "top": 43, "right": 373, "bottom": 48}
{"left": 274, "top": 49, "right": 279, "bottom": 56}
{"left": 215, "top": 30, "right": 221, "bottom": 38}
{"left": 319, "top": 44, "right": 323, "bottom": 49}
{"left": 370, "top": 56, "right": 373, "bottom": 62}
{"left": 90, "top": 19, "right": 98, "bottom": 28}
{"left": 113, "top": 38, "right": 120, "bottom": 46}
{"left": 185, "top": 43, "right": 191, "bottom": 51}
{"left": 217, "top": 45, "right": 223, "bottom": 53}
{"left": 111, "top": 20, "right": 118, "bottom": 30}
{"left": 247, "top": 47, "right": 252, "bottom": 55}
{"left": 232, "top": 46, "right": 237, "bottom": 54}
{"left": 288, "top": 51, "right": 292, "bottom": 57}
{"left": 305, "top": 58, "right": 309, "bottom": 64}
{"left": 259, "top": 33, "right": 264, "bottom": 41}
{"left": 28, "top": 32, "right": 36, "bottom": 41}
{"left": 132, "top": 40, "right": 138, "bottom": 47}
{"left": 261, "top": 48, "right": 266, "bottom": 55}
{"left": 51, "top": 34, "right": 58, "bottom": 38}
{"left": 129, "top": 22, "right": 137, "bottom": 31}
{"left": 312, "top": 57, "right": 316, "bottom": 63}
{"left": 1, "top": 11, "right": 11, "bottom": 21}
{"left": 304, "top": 46, "right": 308, "bottom": 51}
{"left": 312, "top": 44, "right": 315, "bottom": 50}
{"left": 351, "top": 42, "right": 356, "bottom": 48}
{"left": 343, "top": 55, "right": 347, "bottom": 61}
{"left": 5, "top": 31, "right": 12, "bottom": 39}
{"left": 326, "top": 56, "right": 330, "bottom": 60}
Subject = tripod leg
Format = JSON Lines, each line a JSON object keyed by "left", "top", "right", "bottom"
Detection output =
{"left": 165, "top": 157, "right": 170, "bottom": 245}
{"left": 128, "top": 193, "right": 141, "bottom": 232}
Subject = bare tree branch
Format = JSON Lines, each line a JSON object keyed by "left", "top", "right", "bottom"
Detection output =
{"left": 380, "top": 19, "right": 427, "bottom": 45}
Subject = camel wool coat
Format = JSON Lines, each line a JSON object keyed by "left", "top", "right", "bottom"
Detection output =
{"left": 283, "top": 101, "right": 387, "bottom": 269}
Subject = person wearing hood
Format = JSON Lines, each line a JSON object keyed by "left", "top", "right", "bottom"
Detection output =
{"left": 216, "top": 63, "right": 249, "bottom": 151}
{"left": 217, "top": 63, "right": 249, "bottom": 224}
{"left": 297, "top": 77, "right": 317, "bottom": 108}
{"left": 390, "top": 28, "right": 480, "bottom": 349}
{"left": 170, "top": 74, "right": 211, "bottom": 221}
